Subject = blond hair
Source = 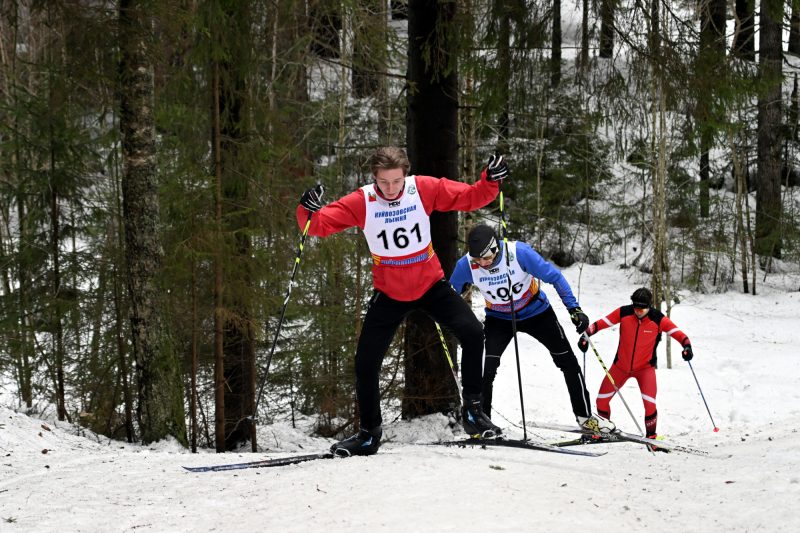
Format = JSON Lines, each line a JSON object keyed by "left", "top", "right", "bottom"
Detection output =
{"left": 368, "top": 146, "right": 411, "bottom": 176}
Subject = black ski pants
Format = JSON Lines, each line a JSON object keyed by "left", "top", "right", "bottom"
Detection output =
{"left": 355, "top": 279, "right": 484, "bottom": 430}
{"left": 482, "top": 305, "right": 591, "bottom": 419}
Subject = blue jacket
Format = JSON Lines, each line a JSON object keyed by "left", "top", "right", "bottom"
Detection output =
{"left": 449, "top": 241, "right": 579, "bottom": 321}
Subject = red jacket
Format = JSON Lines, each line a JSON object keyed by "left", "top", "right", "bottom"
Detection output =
{"left": 296, "top": 173, "right": 498, "bottom": 301}
{"left": 587, "top": 305, "right": 690, "bottom": 371}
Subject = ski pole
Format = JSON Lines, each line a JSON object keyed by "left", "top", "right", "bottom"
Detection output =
{"left": 687, "top": 360, "right": 719, "bottom": 432}
{"left": 582, "top": 350, "right": 586, "bottom": 379}
{"left": 583, "top": 334, "right": 646, "bottom": 437}
{"left": 435, "top": 322, "right": 462, "bottom": 403}
{"left": 253, "top": 209, "right": 314, "bottom": 419}
{"left": 499, "top": 177, "right": 528, "bottom": 440}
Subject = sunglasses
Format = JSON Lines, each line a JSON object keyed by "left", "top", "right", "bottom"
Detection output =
{"left": 470, "top": 246, "right": 498, "bottom": 263}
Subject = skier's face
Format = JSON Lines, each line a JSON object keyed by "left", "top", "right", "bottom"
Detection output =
{"left": 633, "top": 307, "right": 649, "bottom": 319}
{"left": 471, "top": 246, "right": 499, "bottom": 268}
{"left": 374, "top": 168, "right": 406, "bottom": 200}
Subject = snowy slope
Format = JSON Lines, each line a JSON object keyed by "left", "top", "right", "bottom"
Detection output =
{"left": 1, "top": 262, "right": 799, "bottom": 533}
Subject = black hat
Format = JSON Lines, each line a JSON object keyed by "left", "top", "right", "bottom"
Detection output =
{"left": 631, "top": 287, "right": 653, "bottom": 308}
{"left": 468, "top": 225, "right": 499, "bottom": 258}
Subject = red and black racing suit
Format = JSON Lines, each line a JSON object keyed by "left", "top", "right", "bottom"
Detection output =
{"left": 585, "top": 305, "right": 690, "bottom": 437}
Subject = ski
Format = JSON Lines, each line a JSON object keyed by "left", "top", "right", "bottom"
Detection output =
{"left": 530, "top": 422, "right": 708, "bottom": 456}
{"left": 552, "top": 434, "right": 672, "bottom": 453}
{"left": 550, "top": 434, "right": 625, "bottom": 448}
{"left": 423, "top": 436, "right": 606, "bottom": 457}
{"left": 183, "top": 452, "right": 335, "bottom": 472}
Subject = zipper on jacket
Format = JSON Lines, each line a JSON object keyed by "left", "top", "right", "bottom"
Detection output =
{"left": 630, "top": 317, "right": 641, "bottom": 371}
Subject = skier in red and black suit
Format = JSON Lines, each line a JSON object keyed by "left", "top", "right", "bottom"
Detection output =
{"left": 577, "top": 288, "right": 693, "bottom": 444}
{"left": 297, "top": 146, "right": 509, "bottom": 456}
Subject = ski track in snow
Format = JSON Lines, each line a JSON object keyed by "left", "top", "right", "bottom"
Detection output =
{"left": 2, "top": 262, "right": 800, "bottom": 532}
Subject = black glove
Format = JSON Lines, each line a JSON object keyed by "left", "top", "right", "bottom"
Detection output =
{"left": 568, "top": 307, "right": 590, "bottom": 334}
{"left": 485, "top": 154, "right": 509, "bottom": 182}
{"left": 300, "top": 184, "right": 325, "bottom": 212}
{"left": 577, "top": 335, "right": 589, "bottom": 353}
{"left": 682, "top": 344, "right": 693, "bottom": 361}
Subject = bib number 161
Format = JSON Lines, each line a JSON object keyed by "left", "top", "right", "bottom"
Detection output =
{"left": 376, "top": 223, "right": 422, "bottom": 250}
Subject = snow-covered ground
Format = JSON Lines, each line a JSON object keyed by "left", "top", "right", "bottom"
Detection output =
{"left": 2, "top": 262, "right": 799, "bottom": 532}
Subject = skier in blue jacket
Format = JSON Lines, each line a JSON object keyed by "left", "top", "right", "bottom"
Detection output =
{"left": 449, "top": 225, "right": 615, "bottom": 434}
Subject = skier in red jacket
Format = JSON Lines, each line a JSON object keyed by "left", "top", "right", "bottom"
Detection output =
{"left": 297, "top": 146, "right": 509, "bottom": 456}
{"left": 577, "top": 288, "right": 693, "bottom": 445}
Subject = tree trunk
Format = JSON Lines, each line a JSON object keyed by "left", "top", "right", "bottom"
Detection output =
{"left": 790, "top": 1, "right": 800, "bottom": 56}
{"left": 649, "top": 0, "right": 660, "bottom": 58}
{"left": 550, "top": 0, "right": 561, "bottom": 87}
{"left": 15, "top": 196, "right": 34, "bottom": 408}
{"left": 697, "top": 0, "right": 726, "bottom": 218}
{"left": 113, "top": 259, "right": 134, "bottom": 442}
{"left": 49, "top": 168, "right": 67, "bottom": 421}
{"left": 190, "top": 253, "right": 198, "bottom": 453}
{"left": 652, "top": 82, "right": 668, "bottom": 311}
{"left": 377, "top": 56, "right": 392, "bottom": 144}
{"left": 45, "top": 3, "right": 68, "bottom": 422}
{"left": 352, "top": 0, "right": 385, "bottom": 98}
{"left": 405, "top": 0, "right": 461, "bottom": 419}
{"left": 755, "top": 0, "right": 784, "bottom": 260}
{"left": 650, "top": 0, "right": 668, "bottom": 308}
{"left": 599, "top": 0, "right": 614, "bottom": 59}
{"left": 119, "top": 0, "right": 186, "bottom": 446}
{"left": 210, "top": 1, "right": 257, "bottom": 452}
{"left": 791, "top": 75, "right": 799, "bottom": 142}
{"left": 113, "top": 156, "right": 134, "bottom": 443}
{"left": 732, "top": 0, "right": 755, "bottom": 61}
{"left": 730, "top": 131, "right": 750, "bottom": 293}
{"left": 579, "top": 0, "right": 589, "bottom": 70}
{"left": 497, "top": 0, "right": 511, "bottom": 148}
{"left": 212, "top": 59, "right": 225, "bottom": 453}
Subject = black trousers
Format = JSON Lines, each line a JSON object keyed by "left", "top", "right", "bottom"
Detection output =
{"left": 483, "top": 305, "right": 591, "bottom": 418}
{"left": 355, "top": 279, "right": 484, "bottom": 430}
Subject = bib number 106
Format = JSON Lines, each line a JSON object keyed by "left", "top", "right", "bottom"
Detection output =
{"left": 486, "top": 282, "right": 525, "bottom": 301}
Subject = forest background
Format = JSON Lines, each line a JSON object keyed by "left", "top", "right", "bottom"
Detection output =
{"left": 0, "top": 0, "right": 798, "bottom": 453}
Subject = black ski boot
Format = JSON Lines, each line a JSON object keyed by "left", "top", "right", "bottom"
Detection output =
{"left": 330, "top": 426, "right": 382, "bottom": 457}
{"left": 461, "top": 394, "right": 502, "bottom": 438}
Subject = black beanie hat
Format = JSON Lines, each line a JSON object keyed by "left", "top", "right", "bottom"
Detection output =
{"left": 631, "top": 287, "right": 653, "bottom": 308}
{"left": 468, "top": 225, "right": 499, "bottom": 258}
